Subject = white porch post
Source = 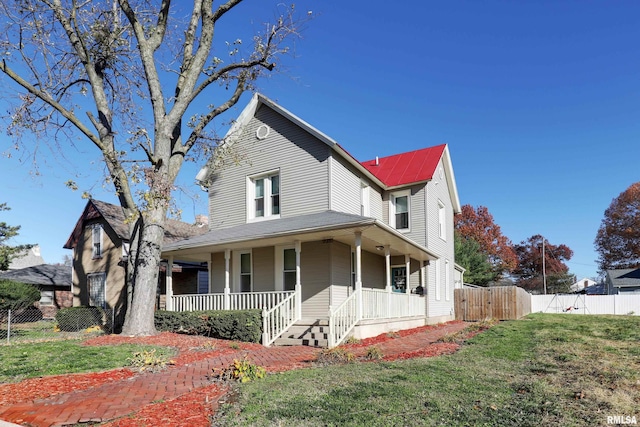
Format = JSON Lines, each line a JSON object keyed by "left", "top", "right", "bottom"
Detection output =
{"left": 355, "top": 232, "right": 363, "bottom": 320}
{"left": 405, "top": 254, "right": 411, "bottom": 294}
{"left": 295, "top": 240, "right": 302, "bottom": 319}
{"left": 224, "top": 249, "right": 231, "bottom": 310}
{"left": 385, "top": 245, "right": 391, "bottom": 318}
{"left": 384, "top": 246, "right": 391, "bottom": 292}
{"left": 166, "top": 256, "right": 173, "bottom": 311}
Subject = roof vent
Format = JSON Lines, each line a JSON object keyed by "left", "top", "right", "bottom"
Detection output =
{"left": 375, "top": 156, "right": 379, "bottom": 166}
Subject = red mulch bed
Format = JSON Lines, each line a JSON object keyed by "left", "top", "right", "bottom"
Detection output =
{"left": 0, "top": 369, "right": 134, "bottom": 407}
{"left": 342, "top": 320, "right": 465, "bottom": 348}
{"left": 102, "top": 383, "right": 228, "bottom": 427}
{"left": 1, "top": 324, "right": 480, "bottom": 426}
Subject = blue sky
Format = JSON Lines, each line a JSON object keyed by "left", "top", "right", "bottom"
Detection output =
{"left": 1, "top": 1, "right": 639, "bottom": 281}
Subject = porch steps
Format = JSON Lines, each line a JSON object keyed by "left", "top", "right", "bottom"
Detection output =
{"left": 273, "top": 319, "right": 329, "bottom": 348}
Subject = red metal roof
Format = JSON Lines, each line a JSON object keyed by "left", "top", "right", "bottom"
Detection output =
{"left": 360, "top": 144, "right": 446, "bottom": 187}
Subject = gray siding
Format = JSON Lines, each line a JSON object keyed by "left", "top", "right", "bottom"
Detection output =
{"left": 425, "top": 159, "right": 456, "bottom": 317}
{"left": 252, "top": 246, "right": 275, "bottom": 292}
{"left": 330, "top": 241, "right": 351, "bottom": 287}
{"left": 301, "top": 241, "right": 331, "bottom": 318}
{"left": 210, "top": 252, "right": 226, "bottom": 293}
{"left": 329, "top": 156, "right": 361, "bottom": 214}
{"left": 362, "top": 250, "right": 385, "bottom": 289}
{"left": 369, "top": 183, "right": 384, "bottom": 220}
{"left": 209, "top": 105, "right": 331, "bottom": 229}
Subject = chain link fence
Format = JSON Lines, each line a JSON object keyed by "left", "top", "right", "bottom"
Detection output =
{"left": 1, "top": 306, "right": 115, "bottom": 345}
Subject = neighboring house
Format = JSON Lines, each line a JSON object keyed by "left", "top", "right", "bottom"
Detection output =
{"left": 8, "top": 245, "right": 45, "bottom": 270}
{"left": 605, "top": 269, "right": 640, "bottom": 294}
{"left": 63, "top": 199, "right": 208, "bottom": 327}
{"left": 569, "top": 277, "right": 597, "bottom": 293}
{"left": 0, "top": 264, "right": 72, "bottom": 318}
{"left": 162, "top": 93, "right": 462, "bottom": 347}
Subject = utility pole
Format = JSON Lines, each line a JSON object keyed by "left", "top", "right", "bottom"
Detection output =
{"left": 542, "top": 237, "right": 547, "bottom": 295}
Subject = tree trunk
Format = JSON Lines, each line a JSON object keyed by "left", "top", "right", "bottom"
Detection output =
{"left": 120, "top": 207, "right": 167, "bottom": 336}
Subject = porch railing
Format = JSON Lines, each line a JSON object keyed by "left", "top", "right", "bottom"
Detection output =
{"left": 169, "top": 290, "right": 294, "bottom": 312}
{"left": 262, "top": 291, "right": 299, "bottom": 346}
{"left": 362, "top": 288, "right": 425, "bottom": 319}
{"left": 328, "top": 289, "right": 360, "bottom": 348}
{"left": 171, "top": 293, "right": 225, "bottom": 311}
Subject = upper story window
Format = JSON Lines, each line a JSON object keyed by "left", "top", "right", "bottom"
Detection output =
{"left": 91, "top": 224, "right": 103, "bottom": 259}
{"left": 248, "top": 171, "right": 280, "bottom": 221}
{"left": 390, "top": 190, "right": 410, "bottom": 231}
{"left": 438, "top": 200, "right": 446, "bottom": 240}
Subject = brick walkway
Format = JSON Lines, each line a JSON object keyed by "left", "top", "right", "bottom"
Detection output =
{"left": 0, "top": 321, "right": 468, "bottom": 427}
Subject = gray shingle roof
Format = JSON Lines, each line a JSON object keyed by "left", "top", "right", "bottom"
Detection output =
{"left": 64, "top": 200, "right": 207, "bottom": 249}
{"left": 607, "top": 268, "right": 640, "bottom": 287}
{"left": 164, "top": 210, "right": 375, "bottom": 251}
{"left": 0, "top": 264, "right": 71, "bottom": 287}
{"left": 8, "top": 246, "right": 45, "bottom": 270}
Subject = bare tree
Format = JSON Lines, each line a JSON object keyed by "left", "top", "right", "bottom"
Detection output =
{"left": 0, "top": 0, "right": 308, "bottom": 335}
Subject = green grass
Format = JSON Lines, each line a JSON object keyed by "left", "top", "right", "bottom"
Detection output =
{"left": 214, "top": 314, "right": 640, "bottom": 427}
{"left": 0, "top": 340, "right": 175, "bottom": 383}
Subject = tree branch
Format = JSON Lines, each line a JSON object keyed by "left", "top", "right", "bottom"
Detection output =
{"left": 0, "top": 59, "right": 103, "bottom": 150}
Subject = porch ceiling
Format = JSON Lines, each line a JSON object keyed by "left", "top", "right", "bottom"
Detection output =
{"left": 162, "top": 211, "right": 438, "bottom": 263}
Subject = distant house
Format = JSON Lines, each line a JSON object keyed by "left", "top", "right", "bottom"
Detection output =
{"left": 161, "top": 93, "right": 462, "bottom": 347}
{"left": 63, "top": 199, "right": 208, "bottom": 327}
{"left": 605, "top": 268, "right": 640, "bottom": 294}
{"left": 570, "top": 277, "right": 597, "bottom": 293}
{"left": 7, "top": 245, "right": 45, "bottom": 270}
{"left": 0, "top": 264, "right": 72, "bottom": 318}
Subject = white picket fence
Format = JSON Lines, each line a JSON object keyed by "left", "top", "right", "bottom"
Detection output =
{"left": 531, "top": 294, "right": 640, "bottom": 315}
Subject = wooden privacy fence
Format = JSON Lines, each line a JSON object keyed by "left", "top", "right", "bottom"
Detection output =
{"left": 455, "top": 286, "right": 531, "bottom": 321}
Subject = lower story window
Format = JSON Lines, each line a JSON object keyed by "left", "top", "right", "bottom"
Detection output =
{"left": 88, "top": 272, "right": 106, "bottom": 308}
{"left": 39, "top": 290, "right": 54, "bottom": 306}
{"left": 240, "top": 252, "right": 252, "bottom": 293}
{"left": 283, "top": 248, "right": 296, "bottom": 291}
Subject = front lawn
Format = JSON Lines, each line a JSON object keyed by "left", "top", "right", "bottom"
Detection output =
{"left": 215, "top": 314, "right": 640, "bottom": 426}
{"left": 0, "top": 340, "right": 174, "bottom": 383}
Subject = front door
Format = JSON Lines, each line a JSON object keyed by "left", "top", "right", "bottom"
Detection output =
{"left": 391, "top": 267, "right": 406, "bottom": 293}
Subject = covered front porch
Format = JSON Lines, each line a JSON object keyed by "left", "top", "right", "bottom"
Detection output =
{"left": 161, "top": 211, "right": 438, "bottom": 347}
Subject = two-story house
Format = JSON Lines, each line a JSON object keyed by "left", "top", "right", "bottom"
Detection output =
{"left": 64, "top": 199, "right": 209, "bottom": 329}
{"left": 162, "top": 93, "right": 462, "bottom": 347}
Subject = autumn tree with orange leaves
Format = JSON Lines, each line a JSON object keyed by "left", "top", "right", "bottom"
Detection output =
{"left": 513, "top": 235, "right": 573, "bottom": 294}
{"left": 454, "top": 205, "right": 517, "bottom": 285}
{"left": 595, "top": 182, "right": 640, "bottom": 272}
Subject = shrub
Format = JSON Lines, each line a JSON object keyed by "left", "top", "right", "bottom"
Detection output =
{"left": 212, "top": 357, "right": 266, "bottom": 383}
{"left": 154, "top": 309, "right": 262, "bottom": 343}
{"left": 316, "top": 347, "right": 356, "bottom": 365}
{"left": 364, "top": 346, "right": 383, "bottom": 360}
{"left": 0, "top": 279, "right": 40, "bottom": 311}
{"left": 128, "top": 349, "right": 173, "bottom": 372}
{"left": 55, "top": 306, "right": 104, "bottom": 332}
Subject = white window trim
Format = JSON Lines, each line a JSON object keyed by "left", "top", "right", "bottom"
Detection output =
{"left": 445, "top": 259, "right": 451, "bottom": 301}
{"left": 39, "top": 289, "right": 54, "bottom": 306}
{"left": 361, "top": 183, "right": 370, "bottom": 217}
{"left": 389, "top": 190, "right": 411, "bottom": 232}
{"left": 435, "top": 259, "right": 441, "bottom": 301}
{"left": 438, "top": 200, "right": 446, "bottom": 241}
{"left": 246, "top": 169, "right": 281, "bottom": 222}
{"left": 274, "top": 245, "right": 296, "bottom": 292}
{"left": 232, "top": 250, "right": 252, "bottom": 292}
{"left": 87, "top": 272, "right": 106, "bottom": 308}
{"left": 90, "top": 224, "right": 103, "bottom": 259}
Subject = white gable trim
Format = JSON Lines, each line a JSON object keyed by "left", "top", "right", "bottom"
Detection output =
{"left": 196, "top": 93, "right": 461, "bottom": 213}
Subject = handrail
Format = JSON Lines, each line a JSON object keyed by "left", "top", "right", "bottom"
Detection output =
{"left": 262, "top": 290, "right": 299, "bottom": 346}
{"left": 328, "top": 289, "right": 360, "bottom": 348}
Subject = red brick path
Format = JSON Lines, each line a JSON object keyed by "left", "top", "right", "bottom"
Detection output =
{"left": 0, "top": 321, "right": 468, "bottom": 426}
